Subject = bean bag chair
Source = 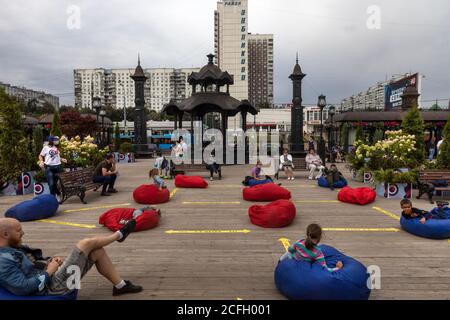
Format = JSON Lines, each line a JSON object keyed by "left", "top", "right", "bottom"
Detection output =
{"left": 248, "top": 200, "right": 296, "bottom": 228}
{"left": 338, "top": 187, "right": 377, "bottom": 205}
{"left": 4, "top": 194, "right": 59, "bottom": 222}
{"left": 275, "top": 245, "right": 371, "bottom": 300}
{"left": 400, "top": 208, "right": 450, "bottom": 239}
{"left": 133, "top": 184, "right": 170, "bottom": 204}
{"left": 318, "top": 176, "right": 348, "bottom": 189}
{"left": 243, "top": 183, "right": 291, "bottom": 202}
{"left": 175, "top": 175, "right": 208, "bottom": 188}
{"left": 0, "top": 287, "right": 77, "bottom": 300}
{"left": 99, "top": 208, "right": 160, "bottom": 232}
{"left": 248, "top": 178, "right": 273, "bottom": 187}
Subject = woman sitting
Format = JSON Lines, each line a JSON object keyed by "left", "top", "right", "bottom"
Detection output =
{"left": 279, "top": 148, "right": 294, "bottom": 181}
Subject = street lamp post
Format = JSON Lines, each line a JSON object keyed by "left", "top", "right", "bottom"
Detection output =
{"left": 328, "top": 105, "right": 336, "bottom": 162}
{"left": 92, "top": 97, "right": 102, "bottom": 145}
{"left": 118, "top": 80, "right": 127, "bottom": 135}
{"left": 99, "top": 109, "right": 106, "bottom": 148}
{"left": 317, "top": 94, "right": 327, "bottom": 165}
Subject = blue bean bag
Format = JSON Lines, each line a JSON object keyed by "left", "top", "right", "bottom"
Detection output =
{"left": 400, "top": 208, "right": 450, "bottom": 239}
{"left": 318, "top": 176, "right": 348, "bottom": 189}
{"left": 5, "top": 194, "right": 59, "bottom": 222}
{"left": 0, "top": 287, "right": 77, "bottom": 300}
{"left": 248, "top": 178, "right": 273, "bottom": 187}
{"left": 274, "top": 245, "right": 371, "bottom": 300}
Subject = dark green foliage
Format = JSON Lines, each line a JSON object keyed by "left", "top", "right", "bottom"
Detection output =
{"left": 437, "top": 115, "right": 450, "bottom": 169}
{"left": 401, "top": 106, "right": 425, "bottom": 163}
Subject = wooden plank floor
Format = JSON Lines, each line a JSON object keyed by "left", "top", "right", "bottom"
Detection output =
{"left": 1, "top": 161, "right": 449, "bottom": 300}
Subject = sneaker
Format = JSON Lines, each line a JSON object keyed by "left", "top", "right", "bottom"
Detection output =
{"left": 101, "top": 192, "right": 111, "bottom": 196}
{"left": 113, "top": 280, "right": 143, "bottom": 296}
{"left": 308, "top": 177, "right": 313, "bottom": 180}
{"left": 107, "top": 188, "right": 118, "bottom": 193}
{"left": 291, "top": 177, "right": 295, "bottom": 180}
{"left": 277, "top": 183, "right": 282, "bottom": 186}
{"left": 210, "top": 177, "right": 214, "bottom": 181}
{"left": 288, "top": 177, "right": 291, "bottom": 181}
{"left": 117, "top": 219, "right": 136, "bottom": 243}
{"left": 157, "top": 209, "right": 162, "bottom": 217}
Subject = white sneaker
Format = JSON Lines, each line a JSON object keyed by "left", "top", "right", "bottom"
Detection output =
{"left": 291, "top": 177, "right": 295, "bottom": 180}
{"left": 308, "top": 177, "right": 313, "bottom": 180}
{"left": 210, "top": 177, "right": 213, "bottom": 181}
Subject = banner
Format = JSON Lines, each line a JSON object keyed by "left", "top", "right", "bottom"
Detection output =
{"left": 384, "top": 73, "right": 419, "bottom": 110}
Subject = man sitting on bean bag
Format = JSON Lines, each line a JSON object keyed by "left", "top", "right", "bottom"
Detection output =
{"left": 324, "top": 164, "right": 345, "bottom": 191}
{"left": 0, "top": 218, "right": 142, "bottom": 298}
{"left": 99, "top": 207, "right": 161, "bottom": 232}
{"left": 338, "top": 187, "right": 377, "bottom": 205}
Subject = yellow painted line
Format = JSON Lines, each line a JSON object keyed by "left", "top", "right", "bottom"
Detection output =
{"left": 166, "top": 229, "right": 251, "bottom": 234}
{"left": 236, "top": 297, "right": 243, "bottom": 300}
{"left": 182, "top": 201, "right": 241, "bottom": 205}
{"left": 296, "top": 200, "right": 339, "bottom": 203}
{"left": 170, "top": 188, "right": 178, "bottom": 198}
{"left": 38, "top": 219, "right": 97, "bottom": 229}
{"left": 63, "top": 203, "right": 131, "bottom": 213}
{"left": 372, "top": 206, "right": 401, "bottom": 221}
{"left": 278, "top": 238, "right": 291, "bottom": 252}
{"left": 323, "top": 228, "right": 400, "bottom": 232}
{"left": 448, "top": 240, "right": 450, "bottom": 244}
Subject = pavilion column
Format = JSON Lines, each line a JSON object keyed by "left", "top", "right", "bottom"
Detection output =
{"left": 221, "top": 111, "right": 228, "bottom": 164}
{"left": 191, "top": 113, "right": 194, "bottom": 162}
{"left": 174, "top": 113, "right": 178, "bottom": 130}
{"left": 179, "top": 112, "right": 183, "bottom": 129}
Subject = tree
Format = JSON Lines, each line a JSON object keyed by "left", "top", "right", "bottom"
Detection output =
{"left": 60, "top": 109, "right": 97, "bottom": 138}
{"left": 430, "top": 104, "right": 441, "bottom": 111}
{"left": 355, "top": 124, "right": 364, "bottom": 142}
{"left": 402, "top": 106, "right": 425, "bottom": 164}
{"left": 437, "top": 115, "right": 450, "bottom": 169}
{"left": 0, "top": 88, "right": 34, "bottom": 182}
{"left": 32, "top": 125, "right": 44, "bottom": 157}
{"left": 41, "top": 102, "right": 56, "bottom": 114}
{"left": 50, "top": 112, "right": 63, "bottom": 137}
{"left": 113, "top": 123, "right": 121, "bottom": 152}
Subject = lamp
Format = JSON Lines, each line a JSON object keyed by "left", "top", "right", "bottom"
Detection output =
{"left": 317, "top": 94, "right": 327, "bottom": 164}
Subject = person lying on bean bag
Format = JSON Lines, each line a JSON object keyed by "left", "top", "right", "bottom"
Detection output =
{"left": 243, "top": 183, "right": 291, "bottom": 202}
{"left": 338, "top": 187, "right": 377, "bottom": 205}
{"left": 174, "top": 175, "right": 208, "bottom": 188}
{"left": 5, "top": 194, "right": 59, "bottom": 222}
{"left": 248, "top": 200, "right": 296, "bottom": 228}
{"left": 99, "top": 207, "right": 161, "bottom": 232}
{"left": 317, "top": 175, "right": 347, "bottom": 189}
{"left": 275, "top": 223, "right": 370, "bottom": 300}
{"left": 400, "top": 199, "right": 450, "bottom": 239}
{"left": 133, "top": 185, "right": 170, "bottom": 204}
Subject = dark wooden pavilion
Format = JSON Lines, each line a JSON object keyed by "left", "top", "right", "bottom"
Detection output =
{"left": 162, "top": 54, "right": 259, "bottom": 163}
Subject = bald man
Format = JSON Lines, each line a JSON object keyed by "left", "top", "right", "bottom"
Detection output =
{"left": 0, "top": 218, "right": 142, "bottom": 297}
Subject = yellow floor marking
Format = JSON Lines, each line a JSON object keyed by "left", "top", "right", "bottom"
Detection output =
{"left": 278, "top": 238, "right": 291, "bottom": 251}
{"left": 296, "top": 200, "right": 339, "bottom": 203}
{"left": 38, "top": 219, "right": 97, "bottom": 229}
{"left": 236, "top": 297, "right": 243, "bottom": 300}
{"left": 323, "top": 227, "right": 400, "bottom": 232}
{"left": 372, "top": 207, "right": 401, "bottom": 221}
{"left": 182, "top": 201, "right": 241, "bottom": 205}
{"left": 63, "top": 203, "right": 131, "bottom": 213}
{"left": 170, "top": 188, "right": 178, "bottom": 198}
{"left": 166, "top": 229, "right": 251, "bottom": 234}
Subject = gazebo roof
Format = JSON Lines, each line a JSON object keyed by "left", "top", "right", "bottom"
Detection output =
{"left": 162, "top": 92, "right": 259, "bottom": 117}
{"left": 332, "top": 110, "right": 450, "bottom": 122}
{"left": 188, "top": 54, "right": 234, "bottom": 87}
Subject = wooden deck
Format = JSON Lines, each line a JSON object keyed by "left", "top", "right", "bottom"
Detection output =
{"left": 1, "top": 161, "right": 449, "bottom": 300}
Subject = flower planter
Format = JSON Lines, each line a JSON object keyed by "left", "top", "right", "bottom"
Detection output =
{"left": 363, "top": 171, "right": 374, "bottom": 184}
{"left": 376, "top": 182, "right": 412, "bottom": 199}
{"left": 113, "top": 152, "right": 136, "bottom": 164}
{"left": 34, "top": 182, "right": 50, "bottom": 196}
{"left": 351, "top": 170, "right": 364, "bottom": 182}
{"left": 0, "top": 171, "right": 36, "bottom": 196}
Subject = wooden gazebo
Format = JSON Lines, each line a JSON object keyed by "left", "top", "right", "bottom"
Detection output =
{"left": 162, "top": 54, "right": 259, "bottom": 163}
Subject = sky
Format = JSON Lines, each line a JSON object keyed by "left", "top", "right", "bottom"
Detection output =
{"left": 0, "top": 0, "right": 449, "bottom": 107}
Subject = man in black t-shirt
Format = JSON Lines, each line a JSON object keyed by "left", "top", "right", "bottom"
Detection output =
{"left": 93, "top": 154, "right": 118, "bottom": 196}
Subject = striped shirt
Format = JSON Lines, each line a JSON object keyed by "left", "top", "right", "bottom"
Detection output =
{"left": 288, "top": 239, "right": 339, "bottom": 272}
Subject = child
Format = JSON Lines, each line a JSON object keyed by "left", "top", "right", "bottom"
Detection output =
{"left": 154, "top": 153, "right": 169, "bottom": 178}
{"left": 279, "top": 224, "right": 344, "bottom": 272}
{"left": 206, "top": 150, "right": 220, "bottom": 181}
{"left": 400, "top": 199, "right": 430, "bottom": 224}
{"left": 434, "top": 201, "right": 449, "bottom": 220}
{"left": 149, "top": 168, "right": 166, "bottom": 191}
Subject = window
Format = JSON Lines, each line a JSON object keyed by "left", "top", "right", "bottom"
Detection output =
{"left": 241, "top": 75, "right": 246, "bottom": 81}
{"left": 241, "top": 67, "right": 246, "bottom": 73}
{"left": 241, "top": 42, "right": 246, "bottom": 48}
{"left": 241, "top": 26, "right": 246, "bottom": 32}
{"left": 241, "top": 9, "right": 246, "bottom": 15}
{"left": 241, "top": 59, "right": 246, "bottom": 64}
{"left": 241, "top": 18, "right": 246, "bottom": 24}
{"left": 241, "top": 51, "right": 245, "bottom": 57}
{"left": 241, "top": 34, "right": 246, "bottom": 40}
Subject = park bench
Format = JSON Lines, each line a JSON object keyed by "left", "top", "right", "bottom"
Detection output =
{"left": 417, "top": 170, "right": 450, "bottom": 203}
{"left": 56, "top": 168, "right": 102, "bottom": 204}
{"left": 170, "top": 162, "right": 222, "bottom": 180}
{"left": 275, "top": 157, "right": 308, "bottom": 180}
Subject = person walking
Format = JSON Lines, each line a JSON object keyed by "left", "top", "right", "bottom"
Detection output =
{"left": 38, "top": 136, "right": 67, "bottom": 196}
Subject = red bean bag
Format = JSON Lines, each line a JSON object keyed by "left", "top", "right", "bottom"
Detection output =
{"left": 133, "top": 184, "right": 170, "bottom": 204}
{"left": 243, "top": 183, "right": 291, "bottom": 202}
{"left": 249, "top": 199, "right": 296, "bottom": 228}
{"left": 99, "top": 208, "right": 160, "bottom": 232}
{"left": 338, "top": 187, "right": 377, "bottom": 205}
{"left": 174, "top": 175, "right": 208, "bottom": 188}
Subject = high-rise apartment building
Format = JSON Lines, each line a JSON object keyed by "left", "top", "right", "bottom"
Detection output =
{"left": 0, "top": 81, "right": 60, "bottom": 108}
{"left": 74, "top": 68, "right": 199, "bottom": 112}
{"left": 214, "top": 0, "right": 249, "bottom": 101}
{"left": 248, "top": 33, "right": 274, "bottom": 108}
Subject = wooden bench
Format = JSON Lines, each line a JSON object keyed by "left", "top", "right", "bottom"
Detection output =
{"left": 275, "top": 157, "right": 307, "bottom": 180}
{"left": 417, "top": 170, "right": 450, "bottom": 203}
{"left": 56, "top": 168, "right": 103, "bottom": 204}
{"left": 170, "top": 162, "right": 222, "bottom": 180}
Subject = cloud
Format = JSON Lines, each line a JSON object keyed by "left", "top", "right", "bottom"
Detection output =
{"left": 0, "top": 0, "right": 449, "bottom": 107}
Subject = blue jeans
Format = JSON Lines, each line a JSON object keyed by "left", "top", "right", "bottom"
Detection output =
{"left": 428, "top": 148, "right": 435, "bottom": 160}
{"left": 45, "top": 165, "right": 62, "bottom": 195}
{"left": 93, "top": 174, "right": 117, "bottom": 193}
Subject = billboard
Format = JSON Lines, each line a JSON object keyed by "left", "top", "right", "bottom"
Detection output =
{"left": 384, "top": 73, "right": 420, "bottom": 110}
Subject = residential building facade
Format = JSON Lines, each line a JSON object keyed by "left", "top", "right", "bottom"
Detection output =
{"left": 0, "top": 81, "right": 60, "bottom": 108}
